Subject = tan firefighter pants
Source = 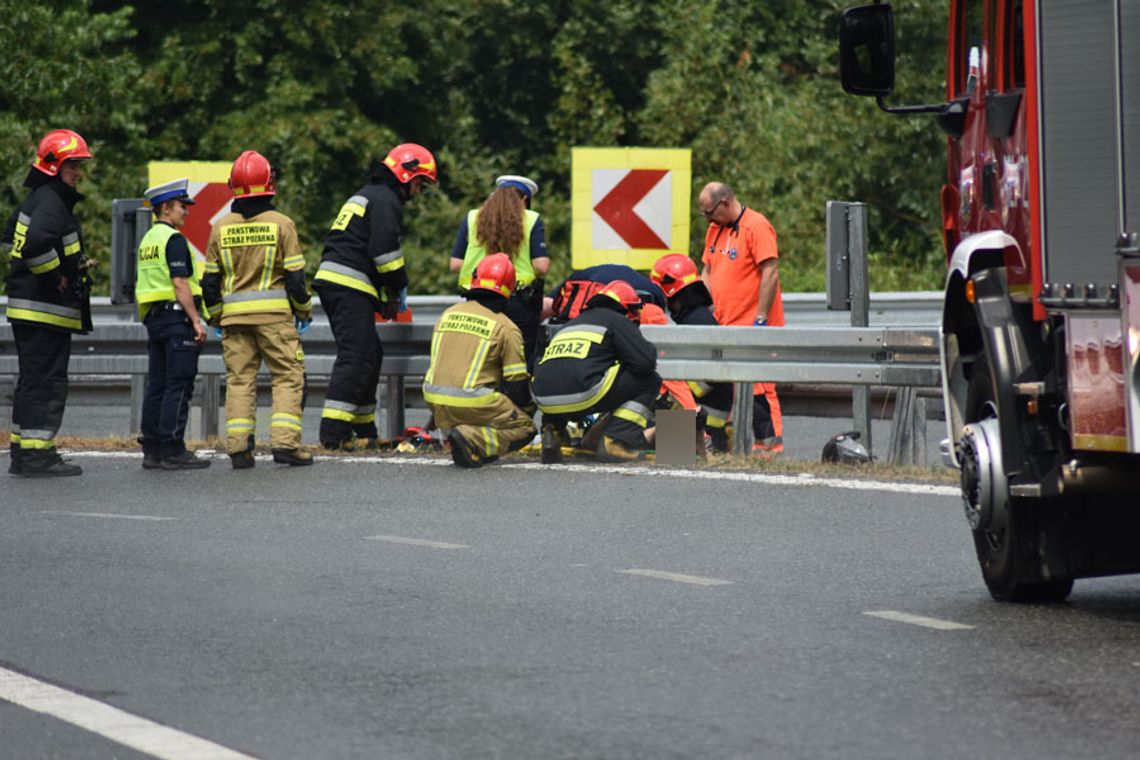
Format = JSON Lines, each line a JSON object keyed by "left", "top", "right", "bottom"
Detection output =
{"left": 222, "top": 319, "right": 305, "bottom": 453}
{"left": 430, "top": 394, "right": 536, "bottom": 460}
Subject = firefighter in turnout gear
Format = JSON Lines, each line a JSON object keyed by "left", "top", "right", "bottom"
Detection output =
{"left": 651, "top": 253, "right": 734, "bottom": 452}
{"left": 313, "top": 143, "right": 436, "bottom": 450}
{"left": 4, "top": 129, "right": 94, "bottom": 477}
{"left": 202, "top": 151, "right": 313, "bottom": 469}
{"left": 136, "top": 178, "right": 210, "bottom": 470}
{"left": 425, "top": 253, "right": 537, "bottom": 468}
{"left": 532, "top": 280, "right": 660, "bottom": 463}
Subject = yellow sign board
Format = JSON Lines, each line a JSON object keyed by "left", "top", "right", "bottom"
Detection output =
{"left": 571, "top": 147, "right": 691, "bottom": 270}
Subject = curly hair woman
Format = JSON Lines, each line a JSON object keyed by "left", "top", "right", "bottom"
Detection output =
{"left": 450, "top": 175, "right": 550, "bottom": 370}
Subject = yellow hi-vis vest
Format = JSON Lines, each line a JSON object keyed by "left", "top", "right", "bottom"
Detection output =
{"left": 458, "top": 209, "right": 539, "bottom": 290}
{"left": 135, "top": 222, "right": 203, "bottom": 320}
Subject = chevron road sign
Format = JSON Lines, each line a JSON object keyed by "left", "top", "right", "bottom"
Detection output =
{"left": 571, "top": 147, "right": 692, "bottom": 270}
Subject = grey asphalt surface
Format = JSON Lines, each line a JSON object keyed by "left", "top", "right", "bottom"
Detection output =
{"left": 2, "top": 456, "right": 1140, "bottom": 759}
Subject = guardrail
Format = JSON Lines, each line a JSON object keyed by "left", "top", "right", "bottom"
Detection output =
{"left": 0, "top": 316, "right": 942, "bottom": 464}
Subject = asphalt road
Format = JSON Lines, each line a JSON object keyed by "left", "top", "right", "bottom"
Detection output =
{"left": 2, "top": 455, "right": 1139, "bottom": 759}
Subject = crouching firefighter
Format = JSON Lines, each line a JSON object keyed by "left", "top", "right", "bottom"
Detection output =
{"left": 651, "top": 253, "right": 734, "bottom": 452}
{"left": 424, "top": 253, "right": 537, "bottom": 468}
{"left": 532, "top": 280, "right": 660, "bottom": 463}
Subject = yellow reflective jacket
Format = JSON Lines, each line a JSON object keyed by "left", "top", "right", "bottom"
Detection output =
{"left": 423, "top": 300, "right": 528, "bottom": 408}
{"left": 203, "top": 208, "right": 311, "bottom": 326}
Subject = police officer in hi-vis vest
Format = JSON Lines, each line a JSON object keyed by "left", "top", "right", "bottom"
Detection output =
{"left": 202, "top": 151, "right": 314, "bottom": 469}
{"left": 135, "top": 178, "right": 211, "bottom": 470}
{"left": 4, "top": 129, "right": 94, "bottom": 478}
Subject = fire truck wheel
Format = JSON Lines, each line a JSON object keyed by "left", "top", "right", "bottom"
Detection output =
{"left": 964, "top": 352, "right": 1073, "bottom": 603}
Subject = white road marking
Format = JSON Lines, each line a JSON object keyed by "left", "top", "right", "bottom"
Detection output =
{"left": 364, "top": 534, "right": 470, "bottom": 550}
{"left": 0, "top": 666, "right": 256, "bottom": 760}
{"left": 65, "top": 450, "right": 959, "bottom": 497}
{"left": 34, "top": 511, "right": 175, "bottom": 522}
{"left": 620, "top": 569, "right": 733, "bottom": 586}
{"left": 863, "top": 610, "right": 975, "bottom": 630}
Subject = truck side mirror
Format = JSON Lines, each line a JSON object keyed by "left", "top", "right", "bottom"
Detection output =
{"left": 839, "top": 4, "right": 896, "bottom": 98}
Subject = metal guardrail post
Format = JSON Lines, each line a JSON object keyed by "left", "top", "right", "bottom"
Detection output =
{"left": 384, "top": 376, "right": 406, "bottom": 440}
{"left": 200, "top": 375, "right": 221, "bottom": 439}
{"left": 129, "top": 374, "right": 145, "bottom": 434}
{"left": 847, "top": 203, "right": 873, "bottom": 457}
{"left": 732, "top": 382, "right": 755, "bottom": 453}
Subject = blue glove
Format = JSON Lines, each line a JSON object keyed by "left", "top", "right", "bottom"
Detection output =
{"left": 753, "top": 316, "right": 768, "bottom": 327}
{"left": 295, "top": 316, "right": 312, "bottom": 335}
{"left": 397, "top": 287, "right": 408, "bottom": 313}
{"left": 214, "top": 326, "right": 223, "bottom": 339}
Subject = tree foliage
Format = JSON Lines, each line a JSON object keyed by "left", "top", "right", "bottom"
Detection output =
{"left": 2, "top": 0, "right": 951, "bottom": 295}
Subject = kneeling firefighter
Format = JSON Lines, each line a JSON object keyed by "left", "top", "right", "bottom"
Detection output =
{"left": 532, "top": 280, "right": 660, "bottom": 463}
{"left": 424, "top": 253, "right": 537, "bottom": 468}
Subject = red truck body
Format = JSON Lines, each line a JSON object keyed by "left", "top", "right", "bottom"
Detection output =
{"left": 841, "top": 0, "right": 1140, "bottom": 601}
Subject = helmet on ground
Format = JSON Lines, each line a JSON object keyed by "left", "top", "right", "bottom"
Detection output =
{"left": 822, "top": 431, "right": 871, "bottom": 465}
{"left": 651, "top": 254, "right": 702, "bottom": 299}
{"left": 639, "top": 303, "right": 668, "bottom": 326}
{"left": 229, "top": 150, "right": 277, "bottom": 197}
{"left": 470, "top": 253, "right": 517, "bottom": 297}
{"left": 33, "top": 129, "right": 93, "bottom": 176}
{"left": 383, "top": 143, "right": 437, "bottom": 184}
{"left": 599, "top": 280, "right": 643, "bottom": 322}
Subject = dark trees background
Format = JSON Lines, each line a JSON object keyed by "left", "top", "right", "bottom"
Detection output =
{"left": 1, "top": 0, "right": 950, "bottom": 295}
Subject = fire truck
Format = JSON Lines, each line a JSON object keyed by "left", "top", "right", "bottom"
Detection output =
{"left": 839, "top": 1, "right": 1139, "bottom": 601}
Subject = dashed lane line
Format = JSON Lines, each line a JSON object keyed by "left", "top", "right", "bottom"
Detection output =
{"left": 34, "top": 511, "right": 176, "bottom": 522}
{"left": 62, "top": 450, "right": 959, "bottom": 498}
{"left": 0, "top": 665, "right": 257, "bottom": 760}
{"left": 620, "top": 569, "right": 734, "bottom": 587}
{"left": 364, "top": 534, "right": 471, "bottom": 550}
{"left": 863, "top": 610, "right": 975, "bottom": 630}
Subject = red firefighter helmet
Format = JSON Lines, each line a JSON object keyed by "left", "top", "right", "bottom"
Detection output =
{"left": 383, "top": 143, "right": 437, "bottom": 184}
{"left": 470, "top": 253, "right": 517, "bottom": 298}
{"left": 228, "top": 150, "right": 277, "bottom": 197}
{"left": 33, "top": 129, "right": 93, "bottom": 177}
{"left": 639, "top": 303, "right": 669, "bottom": 326}
{"left": 650, "top": 253, "right": 701, "bottom": 299}
{"left": 599, "top": 280, "right": 643, "bottom": 322}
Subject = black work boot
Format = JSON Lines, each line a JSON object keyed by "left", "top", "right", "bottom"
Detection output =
{"left": 447, "top": 431, "right": 483, "bottom": 469}
{"left": 272, "top": 448, "right": 313, "bottom": 466}
{"left": 142, "top": 449, "right": 163, "bottom": 470}
{"left": 21, "top": 458, "right": 83, "bottom": 478}
{"left": 231, "top": 435, "right": 256, "bottom": 469}
{"left": 161, "top": 451, "right": 212, "bottom": 470}
{"left": 540, "top": 424, "right": 563, "bottom": 465}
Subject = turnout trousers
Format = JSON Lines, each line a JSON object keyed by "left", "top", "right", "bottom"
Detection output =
{"left": 430, "top": 395, "right": 536, "bottom": 461}
{"left": 222, "top": 319, "right": 305, "bottom": 453}
{"left": 11, "top": 323, "right": 72, "bottom": 469}
{"left": 540, "top": 368, "right": 660, "bottom": 449}
{"left": 139, "top": 310, "right": 201, "bottom": 458}
{"left": 315, "top": 283, "right": 381, "bottom": 446}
